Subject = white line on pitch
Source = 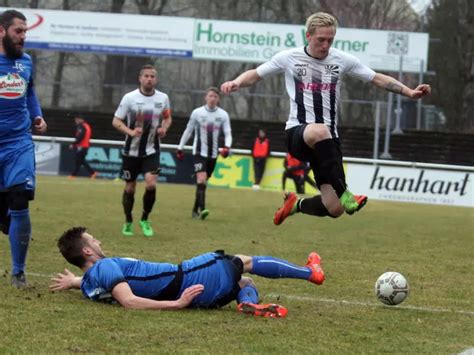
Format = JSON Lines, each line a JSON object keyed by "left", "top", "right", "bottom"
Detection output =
{"left": 6, "top": 272, "right": 473, "bottom": 316}
{"left": 267, "top": 293, "right": 474, "bottom": 316}
{"left": 38, "top": 178, "right": 118, "bottom": 186}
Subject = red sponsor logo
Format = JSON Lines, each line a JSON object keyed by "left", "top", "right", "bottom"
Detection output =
{"left": 297, "top": 82, "right": 337, "bottom": 92}
{"left": 0, "top": 73, "right": 27, "bottom": 99}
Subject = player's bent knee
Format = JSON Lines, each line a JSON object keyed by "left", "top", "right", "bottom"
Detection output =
{"left": 7, "top": 190, "right": 32, "bottom": 210}
{"left": 304, "top": 124, "right": 331, "bottom": 145}
{"left": 196, "top": 172, "right": 208, "bottom": 184}
{"left": 239, "top": 276, "right": 256, "bottom": 289}
{"left": 144, "top": 179, "right": 157, "bottom": 189}
{"left": 236, "top": 254, "right": 252, "bottom": 272}
{"left": 124, "top": 181, "right": 136, "bottom": 194}
{"left": 327, "top": 204, "right": 344, "bottom": 217}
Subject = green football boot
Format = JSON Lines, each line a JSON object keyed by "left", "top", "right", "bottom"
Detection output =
{"left": 122, "top": 222, "right": 133, "bottom": 237}
{"left": 200, "top": 209, "right": 210, "bottom": 220}
{"left": 340, "top": 190, "right": 368, "bottom": 215}
{"left": 139, "top": 220, "right": 154, "bottom": 237}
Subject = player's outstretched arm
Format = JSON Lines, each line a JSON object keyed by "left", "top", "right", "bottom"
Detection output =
{"left": 371, "top": 73, "right": 431, "bottom": 99}
{"left": 111, "top": 282, "right": 204, "bottom": 310}
{"left": 49, "top": 269, "right": 82, "bottom": 291}
{"left": 221, "top": 69, "right": 262, "bottom": 94}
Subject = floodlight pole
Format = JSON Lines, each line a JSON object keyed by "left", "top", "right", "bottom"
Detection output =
{"left": 373, "top": 101, "right": 381, "bottom": 159}
{"left": 380, "top": 92, "right": 393, "bottom": 159}
{"left": 392, "top": 55, "right": 404, "bottom": 135}
{"left": 416, "top": 59, "right": 424, "bottom": 130}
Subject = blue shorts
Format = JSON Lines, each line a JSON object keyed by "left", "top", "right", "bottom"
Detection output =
{"left": 180, "top": 252, "right": 243, "bottom": 309}
{"left": 0, "top": 140, "right": 36, "bottom": 192}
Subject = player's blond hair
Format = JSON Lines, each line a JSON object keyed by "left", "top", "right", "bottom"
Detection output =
{"left": 139, "top": 64, "right": 156, "bottom": 76}
{"left": 306, "top": 12, "right": 338, "bottom": 35}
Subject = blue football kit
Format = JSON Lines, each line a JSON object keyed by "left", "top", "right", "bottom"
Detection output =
{"left": 81, "top": 252, "right": 244, "bottom": 308}
{"left": 80, "top": 251, "right": 316, "bottom": 309}
{"left": 0, "top": 53, "right": 42, "bottom": 191}
{"left": 0, "top": 52, "right": 43, "bottom": 276}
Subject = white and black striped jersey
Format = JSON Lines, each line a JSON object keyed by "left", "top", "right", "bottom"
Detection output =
{"left": 178, "top": 105, "right": 232, "bottom": 159}
{"left": 114, "top": 89, "right": 171, "bottom": 157}
{"left": 256, "top": 47, "right": 375, "bottom": 138}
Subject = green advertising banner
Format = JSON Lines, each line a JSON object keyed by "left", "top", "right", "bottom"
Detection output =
{"left": 208, "top": 154, "right": 318, "bottom": 194}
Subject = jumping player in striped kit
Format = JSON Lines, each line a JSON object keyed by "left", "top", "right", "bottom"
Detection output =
{"left": 112, "top": 64, "right": 172, "bottom": 237}
{"left": 176, "top": 87, "right": 232, "bottom": 220}
{"left": 221, "top": 12, "right": 431, "bottom": 224}
{"left": 50, "top": 226, "right": 326, "bottom": 318}
{"left": 0, "top": 9, "right": 47, "bottom": 288}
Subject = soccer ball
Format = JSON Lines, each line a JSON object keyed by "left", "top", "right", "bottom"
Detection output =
{"left": 375, "top": 272, "right": 409, "bottom": 305}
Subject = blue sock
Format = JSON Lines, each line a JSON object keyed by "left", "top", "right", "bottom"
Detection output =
{"left": 251, "top": 256, "right": 311, "bottom": 280}
{"left": 8, "top": 209, "right": 31, "bottom": 275}
{"left": 237, "top": 284, "right": 259, "bottom": 304}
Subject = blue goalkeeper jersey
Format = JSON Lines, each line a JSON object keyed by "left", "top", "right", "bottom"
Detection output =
{"left": 0, "top": 53, "right": 42, "bottom": 143}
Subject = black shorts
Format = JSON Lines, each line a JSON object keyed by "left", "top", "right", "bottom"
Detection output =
{"left": 203, "top": 250, "right": 244, "bottom": 309}
{"left": 285, "top": 124, "right": 343, "bottom": 188}
{"left": 121, "top": 152, "right": 160, "bottom": 182}
{"left": 193, "top": 155, "right": 217, "bottom": 178}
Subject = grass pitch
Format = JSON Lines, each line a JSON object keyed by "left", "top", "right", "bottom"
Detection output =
{"left": 0, "top": 175, "right": 473, "bottom": 353}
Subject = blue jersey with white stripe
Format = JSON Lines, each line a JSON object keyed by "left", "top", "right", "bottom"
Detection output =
{"left": 80, "top": 252, "right": 241, "bottom": 307}
{"left": 81, "top": 257, "right": 178, "bottom": 302}
{"left": 0, "top": 53, "right": 42, "bottom": 143}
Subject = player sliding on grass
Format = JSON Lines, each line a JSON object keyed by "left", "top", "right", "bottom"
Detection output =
{"left": 221, "top": 12, "right": 431, "bottom": 225}
{"left": 50, "top": 227, "right": 325, "bottom": 318}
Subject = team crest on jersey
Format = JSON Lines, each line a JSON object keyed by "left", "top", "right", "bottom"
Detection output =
{"left": 324, "top": 65, "right": 340, "bottom": 76}
{"left": 0, "top": 73, "right": 27, "bottom": 99}
{"left": 155, "top": 102, "right": 163, "bottom": 109}
{"left": 14, "top": 61, "right": 25, "bottom": 72}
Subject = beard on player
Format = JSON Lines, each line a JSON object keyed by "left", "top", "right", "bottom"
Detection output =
{"left": 3, "top": 33, "right": 24, "bottom": 59}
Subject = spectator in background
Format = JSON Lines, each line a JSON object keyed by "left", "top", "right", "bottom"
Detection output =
{"left": 251, "top": 129, "right": 270, "bottom": 190}
{"left": 68, "top": 113, "right": 97, "bottom": 179}
{"left": 282, "top": 153, "right": 317, "bottom": 194}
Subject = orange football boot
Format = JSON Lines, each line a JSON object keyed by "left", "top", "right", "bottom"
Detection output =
{"left": 273, "top": 192, "right": 298, "bottom": 225}
{"left": 237, "top": 302, "right": 288, "bottom": 318}
{"left": 306, "top": 252, "right": 325, "bottom": 285}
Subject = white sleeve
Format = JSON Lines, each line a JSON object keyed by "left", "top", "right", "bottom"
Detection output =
{"left": 256, "top": 50, "right": 288, "bottom": 79}
{"left": 343, "top": 53, "right": 376, "bottom": 83}
{"left": 178, "top": 110, "right": 197, "bottom": 150}
{"left": 222, "top": 112, "right": 232, "bottom": 148}
{"left": 114, "top": 94, "right": 130, "bottom": 120}
{"left": 164, "top": 94, "right": 171, "bottom": 112}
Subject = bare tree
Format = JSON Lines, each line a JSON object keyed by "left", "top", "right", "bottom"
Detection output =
{"left": 427, "top": 0, "right": 473, "bottom": 132}
{"left": 101, "top": 0, "right": 126, "bottom": 109}
{"left": 51, "top": 0, "right": 71, "bottom": 107}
